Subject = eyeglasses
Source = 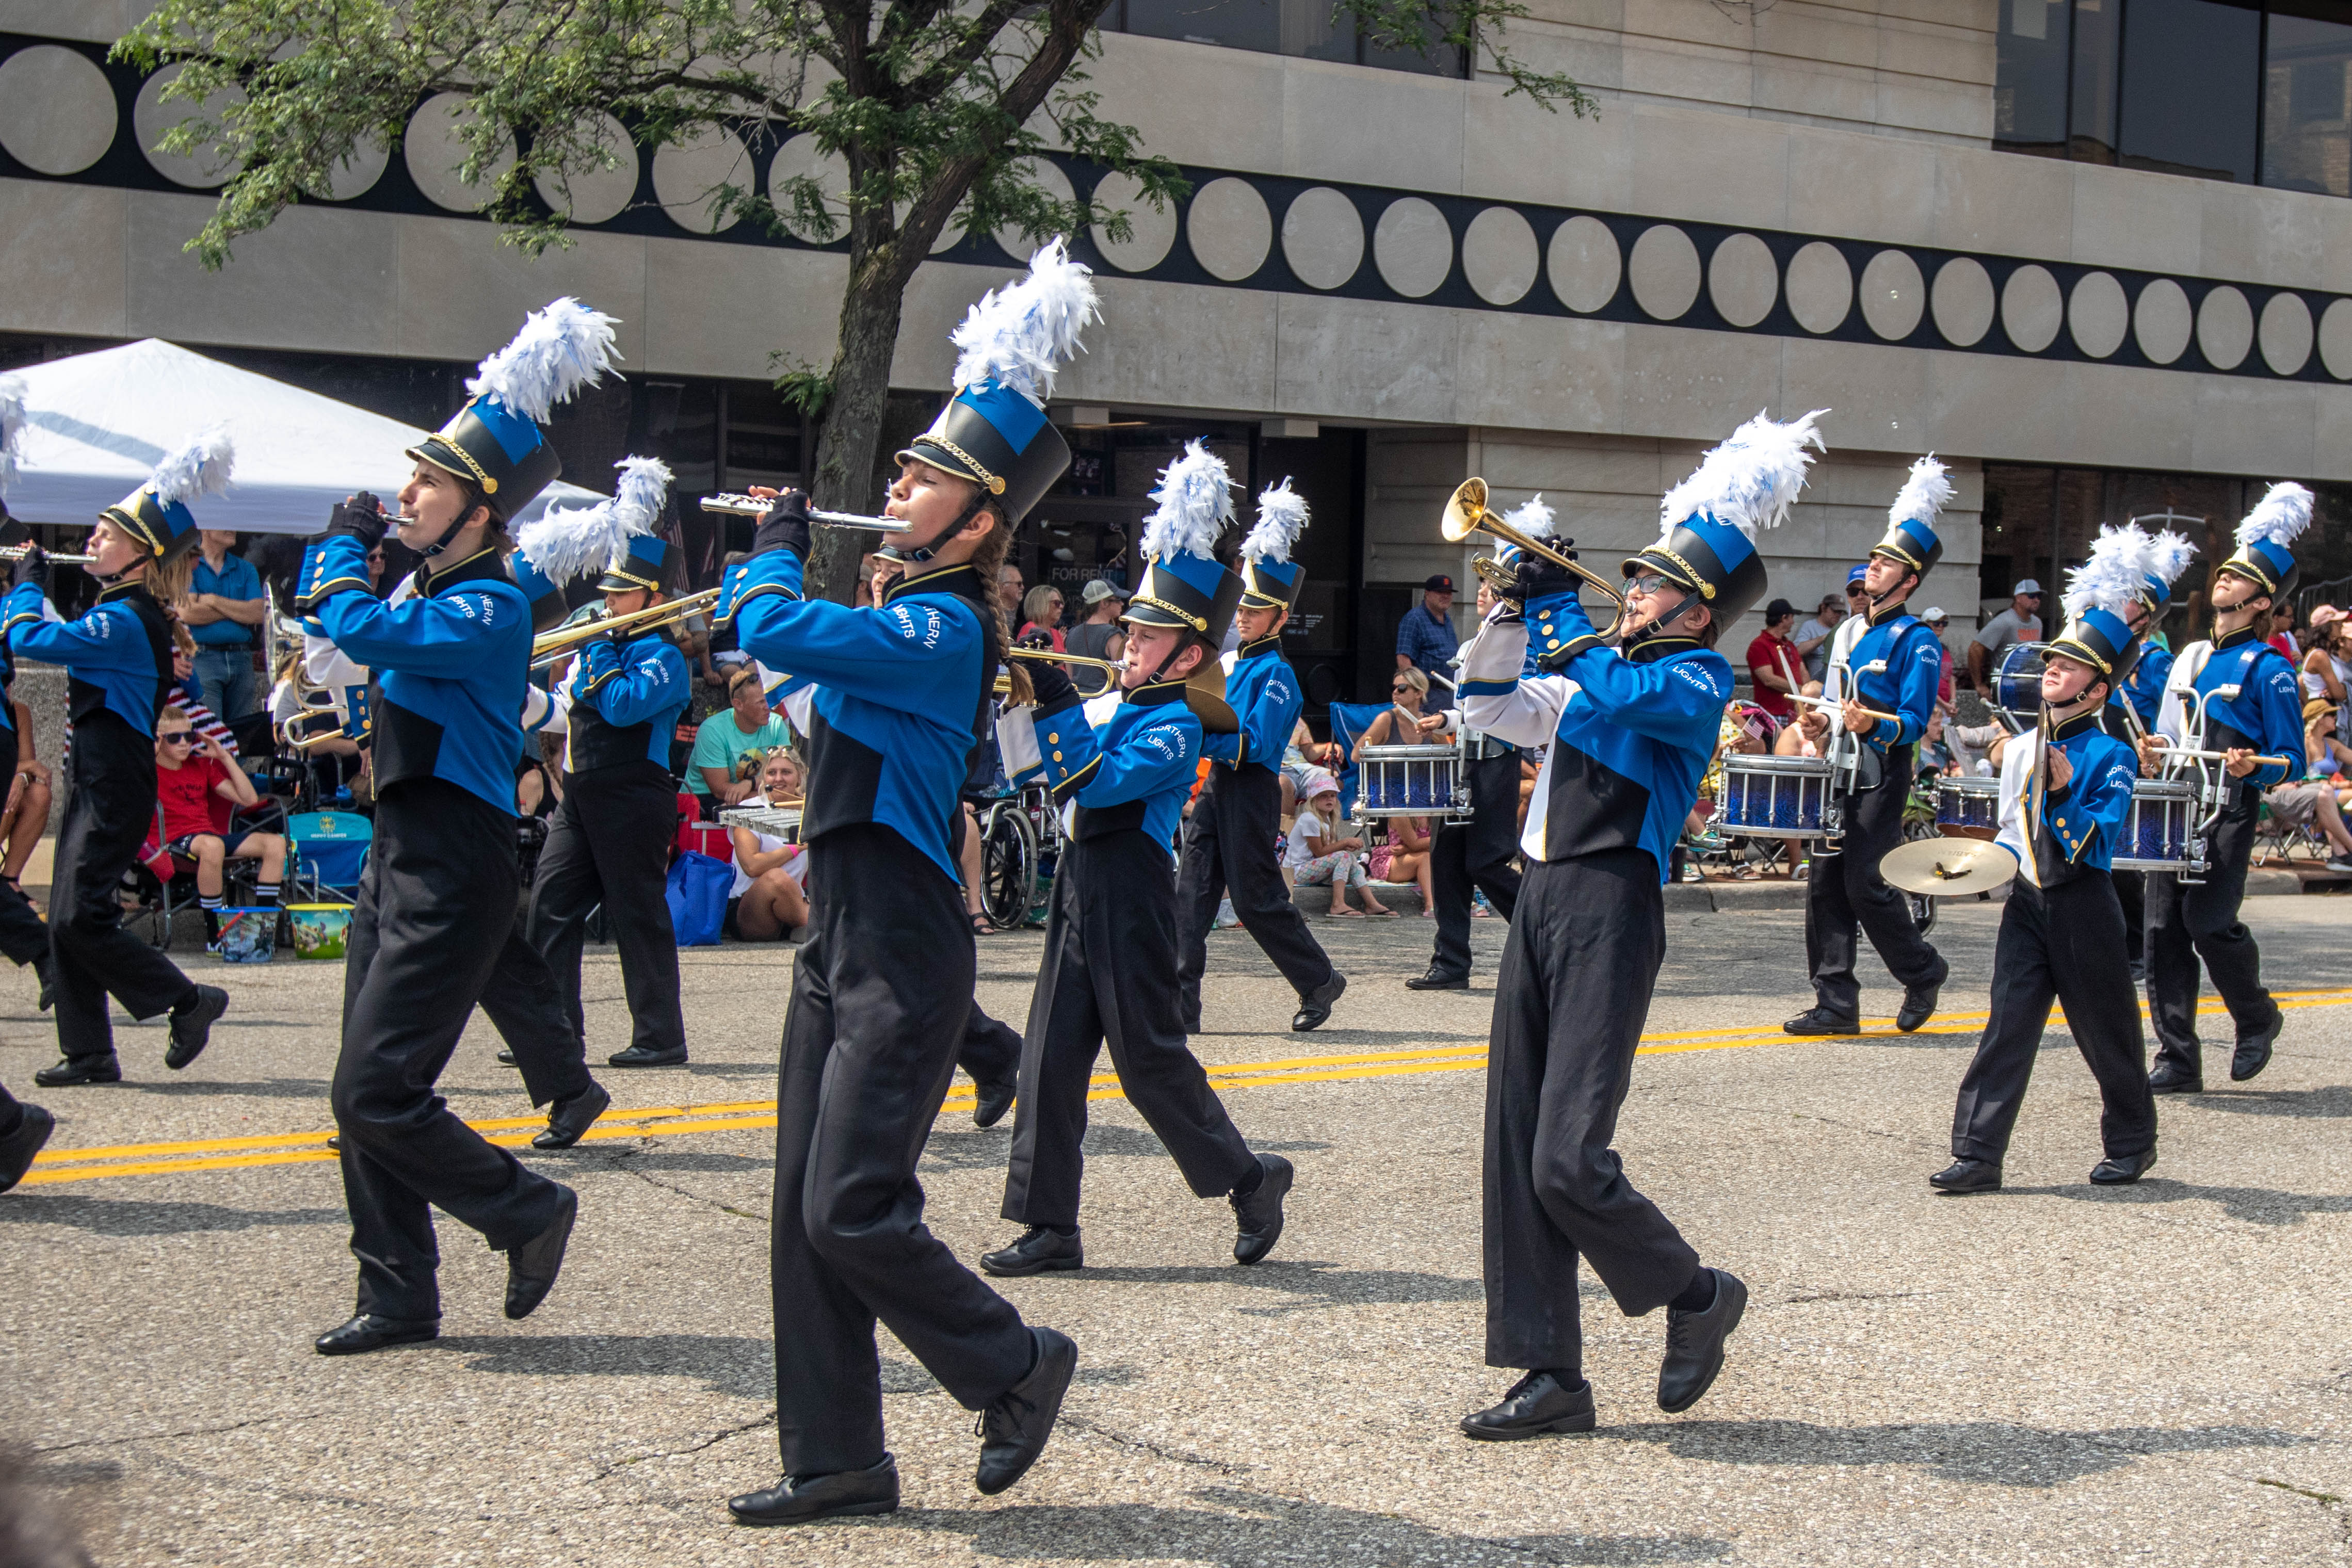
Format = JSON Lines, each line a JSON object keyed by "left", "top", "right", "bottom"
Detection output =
{"left": 1625, "top": 572, "right": 1674, "bottom": 597}
{"left": 159, "top": 733, "right": 196, "bottom": 747}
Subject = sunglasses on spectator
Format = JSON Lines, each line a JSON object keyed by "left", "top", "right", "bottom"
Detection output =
{"left": 159, "top": 732, "right": 196, "bottom": 746}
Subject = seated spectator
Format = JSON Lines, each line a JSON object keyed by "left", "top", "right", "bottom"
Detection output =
{"left": 0, "top": 694, "right": 49, "bottom": 899}
{"left": 2261, "top": 698, "right": 2352, "bottom": 871}
{"left": 688, "top": 667, "right": 792, "bottom": 817}
{"left": 1367, "top": 813, "right": 1434, "bottom": 915}
{"left": 156, "top": 705, "right": 286, "bottom": 915}
{"left": 1359, "top": 668, "right": 1443, "bottom": 749}
{"left": 1917, "top": 705, "right": 1955, "bottom": 775}
{"left": 729, "top": 749, "right": 810, "bottom": 940}
{"left": 1017, "top": 585, "right": 1067, "bottom": 653}
{"left": 1285, "top": 774, "right": 1393, "bottom": 917}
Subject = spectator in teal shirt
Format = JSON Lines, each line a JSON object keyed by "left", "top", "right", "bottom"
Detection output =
{"left": 182, "top": 530, "right": 265, "bottom": 721}
{"left": 687, "top": 666, "right": 792, "bottom": 816}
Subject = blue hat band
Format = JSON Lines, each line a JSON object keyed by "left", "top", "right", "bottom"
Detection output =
{"left": 472, "top": 396, "right": 546, "bottom": 464}
{"left": 1684, "top": 515, "right": 1754, "bottom": 576}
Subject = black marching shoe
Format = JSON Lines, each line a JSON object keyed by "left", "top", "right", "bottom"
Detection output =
{"left": 34, "top": 1055, "right": 119, "bottom": 1088}
{"left": 974, "top": 1327, "right": 1077, "bottom": 1496}
{"left": 32, "top": 952, "right": 54, "bottom": 1013}
{"left": 1406, "top": 968, "right": 1470, "bottom": 992}
{"left": 532, "top": 1082, "right": 610, "bottom": 1151}
{"left": 2089, "top": 1149, "right": 2157, "bottom": 1186}
{"left": 1896, "top": 960, "right": 1948, "bottom": 1033}
{"left": 504, "top": 1184, "right": 578, "bottom": 1320}
{"left": 314, "top": 1314, "right": 439, "bottom": 1356}
{"left": 2147, "top": 1061, "right": 2204, "bottom": 1095}
{"left": 1782, "top": 1008, "right": 1860, "bottom": 1037}
{"left": 1929, "top": 1158, "right": 2002, "bottom": 1194}
{"left": 0, "top": 1103, "right": 55, "bottom": 1193}
{"left": 1231, "top": 1153, "right": 1294, "bottom": 1265}
{"left": 1460, "top": 1371, "right": 1597, "bottom": 1441}
{"left": 2232, "top": 1011, "right": 2283, "bottom": 1083}
{"left": 1291, "top": 973, "right": 1346, "bottom": 1032}
{"left": 980, "top": 1225, "right": 1084, "bottom": 1278}
{"left": 973, "top": 1075, "right": 1018, "bottom": 1130}
{"left": 166, "top": 985, "right": 229, "bottom": 1070}
{"left": 729, "top": 1454, "right": 900, "bottom": 1527}
{"left": 608, "top": 1044, "right": 688, "bottom": 1068}
{"left": 1657, "top": 1268, "right": 1747, "bottom": 1414}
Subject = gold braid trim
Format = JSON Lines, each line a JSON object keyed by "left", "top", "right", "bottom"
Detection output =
{"left": 421, "top": 439, "right": 500, "bottom": 496}
{"left": 1131, "top": 592, "right": 1207, "bottom": 632}
{"left": 926, "top": 437, "right": 1006, "bottom": 496}
{"left": 1650, "top": 548, "right": 1716, "bottom": 598}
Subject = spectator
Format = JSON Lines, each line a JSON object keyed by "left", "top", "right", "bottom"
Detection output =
{"left": 729, "top": 749, "right": 811, "bottom": 940}
{"left": 169, "top": 642, "right": 239, "bottom": 758}
{"left": 1395, "top": 573, "right": 1458, "bottom": 704}
{"left": 998, "top": 562, "right": 1026, "bottom": 621}
{"left": 1918, "top": 705, "right": 1955, "bottom": 775}
{"left": 2268, "top": 599, "right": 2302, "bottom": 661}
{"left": 1920, "top": 607, "right": 1956, "bottom": 703}
{"left": 365, "top": 540, "right": 388, "bottom": 593}
{"left": 1746, "top": 599, "right": 1800, "bottom": 722}
{"left": 2266, "top": 698, "right": 2352, "bottom": 871}
{"left": 180, "top": 529, "right": 266, "bottom": 721}
{"left": 0, "top": 693, "right": 49, "bottom": 900}
{"left": 1792, "top": 593, "right": 1844, "bottom": 685}
{"left": 1360, "top": 667, "right": 1443, "bottom": 749}
{"left": 687, "top": 667, "right": 792, "bottom": 815}
{"left": 1065, "top": 579, "right": 1127, "bottom": 694}
{"left": 1368, "top": 813, "right": 1435, "bottom": 915}
{"left": 1285, "top": 774, "right": 1393, "bottom": 917}
{"left": 155, "top": 705, "right": 287, "bottom": 914}
{"left": 1967, "top": 578, "right": 2044, "bottom": 691}
{"left": 1018, "top": 585, "right": 1067, "bottom": 652}
{"left": 2303, "top": 608, "right": 2350, "bottom": 728}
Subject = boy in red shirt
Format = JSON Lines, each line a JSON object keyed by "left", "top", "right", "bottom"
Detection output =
{"left": 155, "top": 706, "right": 285, "bottom": 916}
{"left": 1746, "top": 599, "right": 1800, "bottom": 724}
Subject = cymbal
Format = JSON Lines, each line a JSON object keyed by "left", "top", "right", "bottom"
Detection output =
{"left": 1878, "top": 837, "right": 2017, "bottom": 898}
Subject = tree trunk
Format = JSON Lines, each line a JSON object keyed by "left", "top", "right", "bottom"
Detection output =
{"left": 804, "top": 249, "right": 914, "bottom": 604}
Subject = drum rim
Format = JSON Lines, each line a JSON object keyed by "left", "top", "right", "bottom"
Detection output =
{"left": 1935, "top": 775, "right": 2002, "bottom": 793}
{"left": 2128, "top": 780, "right": 2197, "bottom": 800}
{"left": 1722, "top": 754, "right": 1835, "bottom": 777}
{"left": 1356, "top": 744, "right": 1462, "bottom": 759}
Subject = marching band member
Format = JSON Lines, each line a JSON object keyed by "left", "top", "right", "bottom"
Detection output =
{"left": 2097, "top": 529, "right": 2195, "bottom": 982}
{"left": 1935, "top": 531, "right": 2159, "bottom": 1193}
{"left": 2145, "top": 483, "right": 2312, "bottom": 1092}
{"left": 982, "top": 452, "right": 1295, "bottom": 1280}
{"left": 298, "top": 299, "right": 618, "bottom": 1355}
{"left": 1454, "top": 411, "right": 1819, "bottom": 1439}
{"left": 1786, "top": 458, "right": 1952, "bottom": 1038}
{"left": 515, "top": 461, "right": 693, "bottom": 1070}
{"left": 0, "top": 377, "right": 53, "bottom": 1013}
{"left": 1175, "top": 477, "right": 1346, "bottom": 1033}
{"left": 717, "top": 245, "right": 1088, "bottom": 1526}
{"left": 8, "top": 429, "right": 233, "bottom": 1086}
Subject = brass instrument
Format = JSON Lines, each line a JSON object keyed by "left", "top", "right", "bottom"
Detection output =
{"left": 1440, "top": 478, "right": 1629, "bottom": 640}
{"left": 529, "top": 587, "right": 722, "bottom": 669}
{"left": 993, "top": 647, "right": 1128, "bottom": 696}
{"left": 700, "top": 493, "right": 909, "bottom": 532}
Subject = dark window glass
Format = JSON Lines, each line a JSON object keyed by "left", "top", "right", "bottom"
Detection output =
{"left": 2266, "top": 6, "right": 2352, "bottom": 196}
{"left": 1113, "top": 0, "right": 1459, "bottom": 75}
{"left": 2072, "top": 0, "right": 2122, "bottom": 162}
{"left": 1995, "top": 0, "right": 2073, "bottom": 153}
{"left": 2117, "top": 0, "right": 2261, "bottom": 183}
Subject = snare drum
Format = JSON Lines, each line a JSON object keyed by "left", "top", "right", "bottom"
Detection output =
{"left": 1355, "top": 744, "right": 1469, "bottom": 820}
{"left": 1935, "top": 774, "right": 2001, "bottom": 839}
{"left": 720, "top": 804, "right": 804, "bottom": 843}
{"left": 1992, "top": 643, "right": 2047, "bottom": 726}
{"left": 2114, "top": 779, "right": 2196, "bottom": 871}
{"left": 1716, "top": 755, "right": 1834, "bottom": 838}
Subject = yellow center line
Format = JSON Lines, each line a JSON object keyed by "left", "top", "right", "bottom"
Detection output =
{"left": 22, "top": 988, "right": 2352, "bottom": 1189}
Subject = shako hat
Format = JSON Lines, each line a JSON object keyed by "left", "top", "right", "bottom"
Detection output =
{"left": 103, "top": 425, "right": 235, "bottom": 567}
{"left": 1870, "top": 455, "right": 1952, "bottom": 580}
{"left": 1239, "top": 479, "right": 1310, "bottom": 609}
{"left": 1633, "top": 410, "right": 1826, "bottom": 636}
{"left": 2133, "top": 527, "right": 2197, "bottom": 617}
{"left": 2217, "top": 481, "right": 2315, "bottom": 603}
{"left": 2048, "top": 526, "right": 2150, "bottom": 687}
{"left": 1122, "top": 441, "right": 1241, "bottom": 734}
{"left": 511, "top": 457, "right": 672, "bottom": 633}
{"left": 409, "top": 297, "right": 621, "bottom": 523}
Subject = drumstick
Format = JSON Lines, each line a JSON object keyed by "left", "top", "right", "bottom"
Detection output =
{"left": 1787, "top": 690, "right": 1902, "bottom": 727}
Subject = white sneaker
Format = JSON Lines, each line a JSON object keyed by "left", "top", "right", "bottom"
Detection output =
{"left": 1215, "top": 897, "right": 1241, "bottom": 930}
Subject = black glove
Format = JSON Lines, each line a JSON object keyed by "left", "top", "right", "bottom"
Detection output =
{"left": 10, "top": 545, "right": 48, "bottom": 595}
{"left": 1025, "top": 657, "right": 1078, "bottom": 712}
{"left": 326, "top": 493, "right": 388, "bottom": 549}
{"left": 1510, "top": 551, "right": 1581, "bottom": 606}
{"left": 1017, "top": 627, "right": 1057, "bottom": 653}
{"left": 0, "top": 498, "right": 27, "bottom": 549}
{"left": 753, "top": 491, "right": 813, "bottom": 562}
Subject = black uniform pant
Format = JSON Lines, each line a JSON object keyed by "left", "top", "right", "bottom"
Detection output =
{"left": 1177, "top": 763, "right": 1336, "bottom": 1012}
{"left": 331, "top": 780, "right": 574, "bottom": 1320}
{"left": 2114, "top": 869, "right": 2145, "bottom": 971}
{"left": 52, "top": 714, "right": 198, "bottom": 1062}
{"left": 1950, "top": 875, "right": 2156, "bottom": 1165}
{"left": 525, "top": 762, "right": 686, "bottom": 1059}
{"left": 1429, "top": 750, "right": 1524, "bottom": 980}
{"left": 1484, "top": 848, "right": 1700, "bottom": 1374}
{"left": 961, "top": 1002, "right": 1020, "bottom": 1090}
{"left": 0, "top": 878, "right": 47, "bottom": 969}
{"left": 1003, "top": 830, "right": 1255, "bottom": 1230}
{"left": 2148, "top": 797, "right": 2275, "bottom": 1077}
{"left": 1806, "top": 756, "right": 1942, "bottom": 1019}
{"left": 772, "top": 823, "right": 1035, "bottom": 1477}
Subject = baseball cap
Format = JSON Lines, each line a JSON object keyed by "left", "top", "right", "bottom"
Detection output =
{"left": 1846, "top": 564, "right": 1868, "bottom": 586}
{"left": 1922, "top": 606, "right": 1946, "bottom": 622}
{"left": 1080, "top": 578, "right": 1125, "bottom": 606}
{"left": 1424, "top": 574, "right": 1455, "bottom": 593}
{"left": 2014, "top": 578, "right": 2042, "bottom": 596}
{"left": 1764, "top": 597, "right": 1796, "bottom": 621}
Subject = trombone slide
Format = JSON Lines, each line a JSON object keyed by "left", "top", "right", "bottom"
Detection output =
{"left": 529, "top": 587, "right": 722, "bottom": 667}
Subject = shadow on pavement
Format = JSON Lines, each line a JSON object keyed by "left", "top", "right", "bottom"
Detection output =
{"left": 1051, "top": 1259, "right": 1480, "bottom": 1315}
{"left": 1609, "top": 1418, "right": 2310, "bottom": 1486}
{"left": 2018, "top": 1177, "right": 2352, "bottom": 1226}
{"left": 2190, "top": 1084, "right": 2352, "bottom": 1119}
{"left": 0, "top": 1194, "right": 343, "bottom": 1235}
{"left": 439, "top": 1333, "right": 775, "bottom": 1400}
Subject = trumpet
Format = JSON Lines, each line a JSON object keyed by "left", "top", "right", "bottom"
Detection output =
{"left": 994, "top": 647, "right": 1129, "bottom": 696}
{"left": 700, "top": 494, "right": 909, "bottom": 532}
{"left": 530, "top": 587, "right": 722, "bottom": 669}
{"left": 1441, "top": 477, "right": 1630, "bottom": 641}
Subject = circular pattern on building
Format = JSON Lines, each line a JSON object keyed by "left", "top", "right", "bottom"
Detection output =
{"left": 1374, "top": 197, "right": 1453, "bottom": 298}
{"left": 405, "top": 92, "right": 514, "bottom": 213}
{"left": 1784, "top": 241, "right": 1852, "bottom": 334}
{"left": 1089, "top": 171, "right": 1175, "bottom": 272}
{"left": 1859, "top": 250, "right": 1925, "bottom": 341}
{"left": 1461, "top": 206, "right": 1539, "bottom": 306}
{"left": 1706, "top": 233, "right": 1777, "bottom": 329}
{"left": 2259, "top": 291, "right": 2314, "bottom": 376}
{"left": 1280, "top": 186, "right": 1364, "bottom": 290}
{"left": 307, "top": 138, "right": 389, "bottom": 202}
{"left": 766, "top": 134, "right": 849, "bottom": 242}
{"left": 134, "top": 63, "right": 238, "bottom": 188}
{"left": 2067, "top": 270, "right": 2129, "bottom": 359}
{"left": 2197, "top": 284, "right": 2254, "bottom": 370}
{"left": 534, "top": 114, "right": 637, "bottom": 226}
{"left": 1626, "top": 224, "right": 1701, "bottom": 321}
{"left": 2321, "top": 298, "right": 2352, "bottom": 380}
{"left": 0, "top": 45, "right": 118, "bottom": 177}
{"left": 2134, "top": 278, "right": 2194, "bottom": 364}
{"left": 996, "top": 157, "right": 1074, "bottom": 261}
{"left": 1187, "top": 177, "right": 1271, "bottom": 283}
{"left": 2000, "top": 264, "right": 2063, "bottom": 353}
{"left": 1546, "top": 215, "right": 1620, "bottom": 314}
{"left": 651, "top": 128, "right": 750, "bottom": 234}
{"left": 1929, "top": 257, "right": 1995, "bottom": 347}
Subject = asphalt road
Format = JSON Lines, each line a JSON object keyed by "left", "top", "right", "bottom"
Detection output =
{"left": 6, "top": 895, "right": 2352, "bottom": 1566}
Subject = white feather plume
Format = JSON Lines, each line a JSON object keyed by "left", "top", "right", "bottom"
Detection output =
{"left": 2064, "top": 526, "right": 2152, "bottom": 622}
{"left": 0, "top": 374, "right": 24, "bottom": 494}
{"left": 1502, "top": 494, "right": 1557, "bottom": 540}
{"left": 949, "top": 238, "right": 1101, "bottom": 403}
{"left": 609, "top": 455, "right": 673, "bottom": 539}
{"left": 1140, "top": 440, "right": 1232, "bottom": 564}
{"left": 2235, "top": 480, "right": 2315, "bottom": 552}
{"left": 1243, "top": 478, "right": 1309, "bottom": 565}
{"left": 149, "top": 425, "right": 235, "bottom": 509}
{"left": 466, "top": 297, "right": 623, "bottom": 424}
{"left": 2141, "top": 528, "right": 2197, "bottom": 593}
{"left": 1888, "top": 455, "right": 1953, "bottom": 530}
{"left": 1658, "top": 409, "right": 1829, "bottom": 543}
{"left": 514, "top": 455, "right": 671, "bottom": 590}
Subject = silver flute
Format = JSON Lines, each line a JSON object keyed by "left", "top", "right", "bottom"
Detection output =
{"left": 700, "top": 493, "right": 909, "bottom": 531}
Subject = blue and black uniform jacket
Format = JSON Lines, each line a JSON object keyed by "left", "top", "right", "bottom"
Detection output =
{"left": 2018, "top": 710, "right": 2140, "bottom": 885}
{"left": 1842, "top": 609, "right": 1941, "bottom": 754}
{"left": 1200, "top": 634, "right": 1300, "bottom": 773}
{"left": 569, "top": 629, "right": 691, "bottom": 772}
{"left": 2195, "top": 627, "right": 2302, "bottom": 796}
{"left": 2115, "top": 642, "right": 2172, "bottom": 729}
{"left": 1003, "top": 682, "right": 1202, "bottom": 850}
{"left": 5, "top": 580, "right": 172, "bottom": 736}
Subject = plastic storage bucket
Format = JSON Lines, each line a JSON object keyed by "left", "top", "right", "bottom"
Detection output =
{"left": 287, "top": 903, "right": 355, "bottom": 960}
{"left": 214, "top": 908, "right": 276, "bottom": 964}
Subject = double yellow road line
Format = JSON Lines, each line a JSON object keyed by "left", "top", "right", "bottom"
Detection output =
{"left": 21, "top": 988, "right": 2352, "bottom": 1189}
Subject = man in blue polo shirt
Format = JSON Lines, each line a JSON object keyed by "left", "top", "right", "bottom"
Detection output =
{"left": 182, "top": 529, "right": 265, "bottom": 722}
{"left": 1397, "top": 573, "right": 1458, "bottom": 706}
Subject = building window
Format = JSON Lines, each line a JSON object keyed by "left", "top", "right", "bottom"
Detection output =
{"left": 1105, "top": 0, "right": 1468, "bottom": 77}
{"left": 2266, "top": 5, "right": 2352, "bottom": 195}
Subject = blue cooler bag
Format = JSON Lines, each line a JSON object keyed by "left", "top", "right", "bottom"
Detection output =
{"left": 665, "top": 850, "right": 733, "bottom": 947}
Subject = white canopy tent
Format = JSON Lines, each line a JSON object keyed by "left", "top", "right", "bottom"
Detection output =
{"left": 1, "top": 339, "right": 605, "bottom": 535}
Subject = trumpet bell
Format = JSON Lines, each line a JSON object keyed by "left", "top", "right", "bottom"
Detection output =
{"left": 1440, "top": 477, "right": 1489, "bottom": 544}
